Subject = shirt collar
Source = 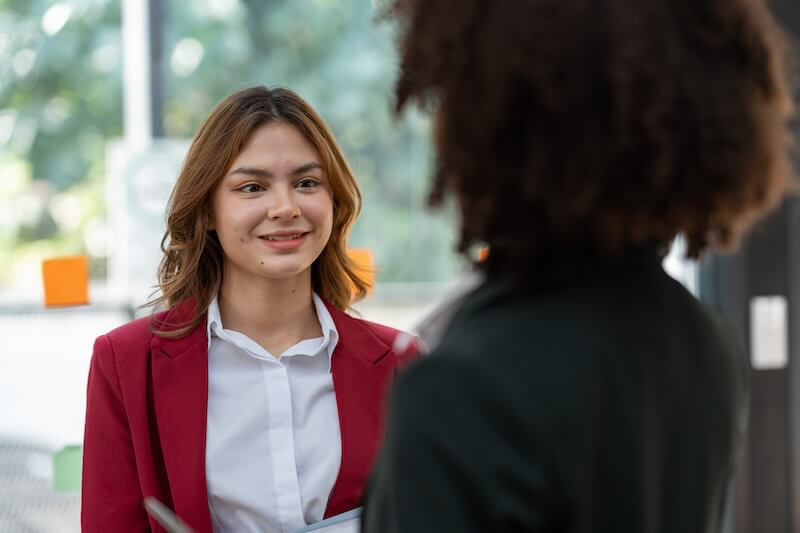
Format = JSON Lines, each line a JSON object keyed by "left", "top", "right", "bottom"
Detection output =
{"left": 206, "top": 292, "right": 339, "bottom": 370}
{"left": 311, "top": 292, "right": 339, "bottom": 371}
{"left": 206, "top": 295, "right": 223, "bottom": 348}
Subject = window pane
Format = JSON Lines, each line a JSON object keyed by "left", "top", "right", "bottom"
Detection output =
{"left": 162, "top": 0, "right": 461, "bottom": 282}
{"left": 0, "top": 0, "right": 122, "bottom": 291}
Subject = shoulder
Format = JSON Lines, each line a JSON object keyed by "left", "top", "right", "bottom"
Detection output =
{"left": 393, "top": 353, "right": 485, "bottom": 406}
{"left": 102, "top": 313, "right": 155, "bottom": 342}
{"left": 87, "top": 313, "right": 156, "bottom": 399}
{"left": 364, "top": 317, "right": 426, "bottom": 359}
{"left": 387, "top": 353, "right": 520, "bottom": 456}
{"left": 93, "top": 309, "right": 170, "bottom": 362}
{"left": 102, "top": 308, "right": 170, "bottom": 344}
{"left": 358, "top": 318, "right": 409, "bottom": 348}
{"left": 351, "top": 315, "right": 426, "bottom": 364}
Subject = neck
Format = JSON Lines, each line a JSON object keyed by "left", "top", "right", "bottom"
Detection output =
{"left": 217, "top": 267, "right": 321, "bottom": 355}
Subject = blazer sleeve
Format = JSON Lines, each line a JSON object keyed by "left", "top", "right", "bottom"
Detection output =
{"left": 81, "top": 334, "right": 149, "bottom": 532}
{"left": 362, "top": 354, "right": 550, "bottom": 533}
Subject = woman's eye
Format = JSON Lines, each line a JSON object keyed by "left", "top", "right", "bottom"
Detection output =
{"left": 296, "top": 178, "right": 319, "bottom": 189}
{"left": 238, "top": 183, "right": 264, "bottom": 193}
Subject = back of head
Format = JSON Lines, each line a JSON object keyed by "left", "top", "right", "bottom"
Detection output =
{"left": 388, "top": 0, "right": 795, "bottom": 281}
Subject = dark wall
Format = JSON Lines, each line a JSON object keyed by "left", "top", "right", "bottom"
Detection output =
{"left": 699, "top": 3, "right": 800, "bottom": 532}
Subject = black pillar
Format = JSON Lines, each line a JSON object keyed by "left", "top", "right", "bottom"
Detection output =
{"left": 699, "top": 3, "right": 800, "bottom": 530}
{"left": 700, "top": 199, "right": 800, "bottom": 533}
{"left": 700, "top": 198, "right": 799, "bottom": 533}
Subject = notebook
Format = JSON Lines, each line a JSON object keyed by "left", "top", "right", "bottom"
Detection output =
{"left": 293, "top": 507, "right": 362, "bottom": 533}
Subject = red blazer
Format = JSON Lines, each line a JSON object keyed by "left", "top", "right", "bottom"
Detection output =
{"left": 81, "top": 298, "right": 419, "bottom": 533}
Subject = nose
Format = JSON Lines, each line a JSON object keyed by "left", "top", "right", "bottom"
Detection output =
{"left": 266, "top": 187, "right": 300, "bottom": 221}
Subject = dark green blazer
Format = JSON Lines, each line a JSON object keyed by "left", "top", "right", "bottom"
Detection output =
{"left": 363, "top": 247, "right": 748, "bottom": 533}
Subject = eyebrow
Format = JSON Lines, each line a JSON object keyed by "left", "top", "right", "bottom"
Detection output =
{"left": 228, "top": 162, "right": 323, "bottom": 179}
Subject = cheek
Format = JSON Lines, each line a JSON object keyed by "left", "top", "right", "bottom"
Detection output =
{"left": 320, "top": 205, "right": 334, "bottom": 242}
{"left": 305, "top": 196, "right": 334, "bottom": 235}
{"left": 217, "top": 202, "right": 262, "bottom": 237}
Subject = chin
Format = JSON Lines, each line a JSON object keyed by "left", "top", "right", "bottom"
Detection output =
{"left": 257, "top": 262, "right": 313, "bottom": 280}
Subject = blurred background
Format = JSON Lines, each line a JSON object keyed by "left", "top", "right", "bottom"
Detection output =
{"left": 0, "top": 1, "right": 462, "bottom": 530}
{"left": 0, "top": 1, "right": 796, "bottom": 532}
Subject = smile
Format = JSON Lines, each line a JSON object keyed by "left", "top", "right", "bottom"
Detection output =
{"left": 257, "top": 232, "right": 310, "bottom": 251}
{"left": 260, "top": 232, "right": 308, "bottom": 241}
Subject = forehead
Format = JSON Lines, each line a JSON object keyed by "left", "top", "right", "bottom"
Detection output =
{"left": 232, "top": 121, "right": 322, "bottom": 168}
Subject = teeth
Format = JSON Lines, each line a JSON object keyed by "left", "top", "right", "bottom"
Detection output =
{"left": 264, "top": 233, "right": 303, "bottom": 241}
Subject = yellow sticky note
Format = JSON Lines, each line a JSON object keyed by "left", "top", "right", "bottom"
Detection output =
{"left": 348, "top": 248, "right": 375, "bottom": 295}
{"left": 42, "top": 256, "right": 89, "bottom": 307}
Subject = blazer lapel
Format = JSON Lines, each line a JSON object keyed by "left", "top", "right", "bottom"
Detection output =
{"left": 147, "top": 299, "right": 394, "bottom": 524}
{"left": 323, "top": 301, "right": 394, "bottom": 518}
{"left": 150, "top": 300, "right": 213, "bottom": 532}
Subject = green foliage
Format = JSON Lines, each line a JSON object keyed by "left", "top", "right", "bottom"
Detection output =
{"left": 0, "top": 0, "right": 122, "bottom": 285}
{"left": 163, "top": 0, "right": 460, "bottom": 281}
{"left": 1, "top": 0, "right": 460, "bottom": 288}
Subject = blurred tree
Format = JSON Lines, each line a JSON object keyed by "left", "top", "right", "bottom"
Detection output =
{"left": 1, "top": 0, "right": 459, "bottom": 289}
{"left": 162, "top": 0, "right": 460, "bottom": 282}
{"left": 0, "top": 0, "right": 122, "bottom": 286}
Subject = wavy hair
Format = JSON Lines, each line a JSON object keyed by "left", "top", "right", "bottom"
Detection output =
{"left": 146, "top": 86, "right": 370, "bottom": 337}
{"left": 386, "top": 0, "right": 796, "bottom": 280}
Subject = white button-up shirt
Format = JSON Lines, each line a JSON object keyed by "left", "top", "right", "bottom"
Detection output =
{"left": 205, "top": 293, "right": 342, "bottom": 533}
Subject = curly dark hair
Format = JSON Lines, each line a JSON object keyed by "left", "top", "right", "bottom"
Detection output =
{"left": 386, "top": 0, "right": 796, "bottom": 279}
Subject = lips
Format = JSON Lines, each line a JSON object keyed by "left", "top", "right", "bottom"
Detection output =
{"left": 260, "top": 232, "right": 308, "bottom": 241}
{"left": 258, "top": 230, "right": 310, "bottom": 241}
{"left": 257, "top": 231, "right": 310, "bottom": 251}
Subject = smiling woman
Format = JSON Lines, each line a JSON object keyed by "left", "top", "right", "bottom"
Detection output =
{"left": 153, "top": 87, "right": 369, "bottom": 338}
{"left": 80, "top": 86, "right": 422, "bottom": 533}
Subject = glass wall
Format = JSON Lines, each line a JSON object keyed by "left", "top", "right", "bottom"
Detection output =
{"left": 1, "top": 0, "right": 122, "bottom": 292}
{"left": 1, "top": 0, "right": 461, "bottom": 295}
{"left": 160, "top": 0, "right": 460, "bottom": 283}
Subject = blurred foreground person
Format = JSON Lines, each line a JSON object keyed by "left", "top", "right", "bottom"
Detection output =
{"left": 82, "top": 86, "right": 418, "bottom": 533}
{"left": 364, "top": 0, "right": 795, "bottom": 532}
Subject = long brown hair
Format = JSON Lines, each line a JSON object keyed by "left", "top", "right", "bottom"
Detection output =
{"left": 147, "top": 86, "right": 370, "bottom": 337}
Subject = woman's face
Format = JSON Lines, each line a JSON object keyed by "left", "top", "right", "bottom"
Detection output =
{"left": 210, "top": 121, "right": 334, "bottom": 285}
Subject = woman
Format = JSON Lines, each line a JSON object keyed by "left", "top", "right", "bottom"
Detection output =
{"left": 365, "top": 0, "right": 794, "bottom": 532}
{"left": 81, "top": 86, "right": 418, "bottom": 533}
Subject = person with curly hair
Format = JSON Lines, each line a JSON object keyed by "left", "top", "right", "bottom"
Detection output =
{"left": 363, "top": 0, "right": 795, "bottom": 531}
